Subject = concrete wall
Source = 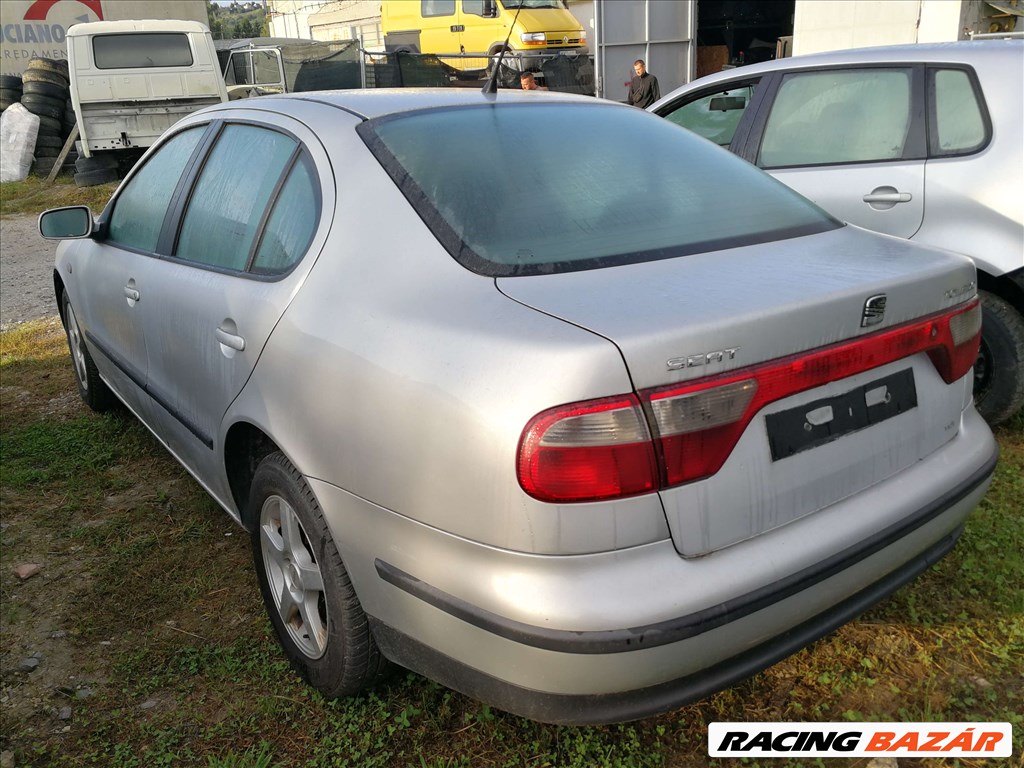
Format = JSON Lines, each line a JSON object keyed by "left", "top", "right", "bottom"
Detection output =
{"left": 792, "top": 0, "right": 967, "bottom": 56}
{"left": 1, "top": 0, "right": 209, "bottom": 74}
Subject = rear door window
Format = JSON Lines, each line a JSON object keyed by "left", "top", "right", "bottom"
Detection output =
{"left": 658, "top": 83, "right": 757, "bottom": 147}
{"left": 175, "top": 124, "right": 300, "bottom": 272}
{"left": 758, "top": 68, "right": 913, "bottom": 167}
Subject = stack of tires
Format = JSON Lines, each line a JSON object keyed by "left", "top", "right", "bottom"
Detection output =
{"left": 74, "top": 152, "right": 118, "bottom": 186}
{"left": 20, "top": 57, "right": 77, "bottom": 177}
{"left": 0, "top": 73, "right": 23, "bottom": 112}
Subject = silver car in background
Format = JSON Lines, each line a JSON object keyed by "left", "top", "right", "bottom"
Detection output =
{"left": 40, "top": 89, "right": 998, "bottom": 725}
{"left": 650, "top": 39, "right": 1024, "bottom": 426}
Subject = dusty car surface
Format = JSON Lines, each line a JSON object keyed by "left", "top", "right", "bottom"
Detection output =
{"left": 650, "top": 39, "right": 1024, "bottom": 426}
{"left": 41, "top": 88, "right": 998, "bottom": 725}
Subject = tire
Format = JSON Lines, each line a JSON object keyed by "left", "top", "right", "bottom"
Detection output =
{"left": 35, "top": 134, "right": 64, "bottom": 149}
{"left": 32, "top": 156, "right": 62, "bottom": 176}
{"left": 74, "top": 168, "right": 119, "bottom": 187}
{"left": 61, "top": 291, "right": 115, "bottom": 412}
{"left": 973, "top": 290, "right": 1024, "bottom": 425}
{"left": 21, "top": 80, "right": 67, "bottom": 100}
{"left": 37, "top": 115, "right": 62, "bottom": 134}
{"left": 20, "top": 93, "right": 64, "bottom": 119}
{"left": 25, "top": 57, "right": 67, "bottom": 77}
{"left": 0, "top": 100, "right": 17, "bottom": 112}
{"left": 76, "top": 154, "right": 119, "bottom": 172}
{"left": 20, "top": 69, "right": 67, "bottom": 88}
{"left": 249, "top": 452, "right": 387, "bottom": 698}
{"left": 0, "top": 87, "right": 21, "bottom": 103}
{"left": 0, "top": 74, "right": 22, "bottom": 89}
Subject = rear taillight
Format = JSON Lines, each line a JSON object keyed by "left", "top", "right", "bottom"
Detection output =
{"left": 517, "top": 395, "right": 659, "bottom": 503}
{"left": 517, "top": 298, "right": 982, "bottom": 503}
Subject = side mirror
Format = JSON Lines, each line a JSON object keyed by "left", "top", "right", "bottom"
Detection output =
{"left": 38, "top": 206, "right": 94, "bottom": 240}
{"left": 482, "top": 0, "right": 497, "bottom": 18}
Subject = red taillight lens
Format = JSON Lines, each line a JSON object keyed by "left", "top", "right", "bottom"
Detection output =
{"left": 518, "top": 299, "right": 981, "bottom": 502}
{"left": 516, "top": 395, "right": 659, "bottom": 503}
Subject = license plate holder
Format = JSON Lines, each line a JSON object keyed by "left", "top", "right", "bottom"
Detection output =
{"left": 766, "top": 368, "right": 917, "bottom": 462}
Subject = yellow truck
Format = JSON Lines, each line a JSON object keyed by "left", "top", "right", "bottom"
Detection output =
{"left": 381, "top": 0, "right": 586, "bottom": 66}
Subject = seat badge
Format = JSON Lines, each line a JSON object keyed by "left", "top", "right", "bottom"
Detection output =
{"left": 861, "top": 294, "right": 887, "bottom": 327}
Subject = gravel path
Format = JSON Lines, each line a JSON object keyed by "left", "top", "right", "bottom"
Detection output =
{"left": 0, "top": 214, "right": 59, "bottom": 329}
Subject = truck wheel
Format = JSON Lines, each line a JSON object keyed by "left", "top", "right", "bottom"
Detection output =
{"left": 973, "top": 290, "right": 1024, "bottom": 425}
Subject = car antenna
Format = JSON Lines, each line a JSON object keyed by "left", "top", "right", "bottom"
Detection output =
{"left": 483, "top": 1, "right": 525, "bottom": 96}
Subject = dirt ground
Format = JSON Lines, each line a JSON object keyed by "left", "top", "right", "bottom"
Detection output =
{"left": 0, "top": 215, "right": 77, "bottom": 768}
{"left": 0, "top": 215, "right": 58, "bottom": 330}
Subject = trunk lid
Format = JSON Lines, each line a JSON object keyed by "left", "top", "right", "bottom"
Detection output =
{"left": 498, "top": 226, "right": 979, "bottom": 555}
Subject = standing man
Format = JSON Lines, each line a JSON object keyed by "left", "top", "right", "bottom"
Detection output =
{"left": 627, "top": 59, "right": 660, "bottom": 108}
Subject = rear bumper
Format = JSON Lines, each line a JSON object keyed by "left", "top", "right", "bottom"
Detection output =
{"left": 311, "top": 407, "right": 998, "bottom": 724}
{"left": 370, "top": 526, "right": 962, "bottom": 725}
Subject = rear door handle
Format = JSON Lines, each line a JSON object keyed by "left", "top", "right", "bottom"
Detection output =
{"left": 123, "top": 286, "right": 140, "bottom": 301}
{"left": 215, "top": 326, "right": 246, "bottom": 351}
{"left": 862, "top": 191, "right": 912, "bottom": 204}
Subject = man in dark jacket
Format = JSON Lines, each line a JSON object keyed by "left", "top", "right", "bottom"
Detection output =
{"left": 627, "top": 59, "right": 660, "bottom": 108}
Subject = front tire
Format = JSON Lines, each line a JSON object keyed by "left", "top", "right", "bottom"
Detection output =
{"left": 61, "top": 290, "right": 115, "bottom": 412}
{"left": 973, "top": 290, "right": 1024, "bottom": 425}
{"left": 250, "top": 452, "right": 387, "bottom": 698}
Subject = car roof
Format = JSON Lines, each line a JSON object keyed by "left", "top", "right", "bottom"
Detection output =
{"left": 656, "top": 39, "right": 1023, "bottom": 96}
{"left": 239, "top": 87, "right": 606, "bottom": 121}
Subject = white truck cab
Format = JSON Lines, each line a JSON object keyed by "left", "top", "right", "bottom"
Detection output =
{"left": 67, "top": 20, "right": 227, "bottom": 163}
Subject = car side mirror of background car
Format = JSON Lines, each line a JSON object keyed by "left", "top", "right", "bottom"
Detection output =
{"left": 38, "top": 206, "right": 94, "bottom": 240}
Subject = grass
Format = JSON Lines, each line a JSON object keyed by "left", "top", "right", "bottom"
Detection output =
{"left": 0, "top": 318, "right": 1021, "bottom": 768}
{"left": 0, "top": 174, "right": 117, "bottom": 217}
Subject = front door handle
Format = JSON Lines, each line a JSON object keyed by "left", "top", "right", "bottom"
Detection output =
{"left": 862, "top": 190, "right": 912, "bottom": 204}
{"left": 215, "top": 326, "right": 246, "bottom": 352}
{"left": 123, "top": 286, "right": 140, "bottom": 301}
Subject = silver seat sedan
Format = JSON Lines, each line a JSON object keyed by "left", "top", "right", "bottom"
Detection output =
{"left": 40, "top": 88, "right": 998, "bottom": 725}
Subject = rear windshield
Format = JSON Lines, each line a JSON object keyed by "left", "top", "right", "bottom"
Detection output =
{"left": 359, "top": 102, "right": 839, "bottom": 277}
{"left": 93, "top": 33, "right": 194, "bottom": 69}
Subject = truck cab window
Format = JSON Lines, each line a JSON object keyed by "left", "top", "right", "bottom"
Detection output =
{"left": 423, "top": 0, "right": 456, "bottom": 17}
{"left": 93, "top": 33, "right": 193, "bottom": 69}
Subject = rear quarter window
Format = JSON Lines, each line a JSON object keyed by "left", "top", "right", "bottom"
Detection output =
{"left": 359, "top": 102, "right": 838, "bottom": 276}
{"left": 929, "top": 67, "right": 990, "bottom": 156}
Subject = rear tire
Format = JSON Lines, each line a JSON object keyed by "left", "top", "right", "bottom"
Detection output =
{"left": 973, "top": 290, "right": 1024, "bottom": 425}
{"left": 250, "top": 452, "right": 388, "bottom": 698}
{"left": 61, "top": 290, "right": 115, "bottom": 412}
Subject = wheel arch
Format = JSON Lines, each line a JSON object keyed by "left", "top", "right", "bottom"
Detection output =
{"left": 977, "top": 267, "right": 1024, "bottom": 316}
{"left": 224, "top": 421, "right": 282, "bottom": 530}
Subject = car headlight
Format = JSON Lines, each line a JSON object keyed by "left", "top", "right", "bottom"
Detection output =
{"left": 520, "top": 32, "right": 546, "bottom": 43}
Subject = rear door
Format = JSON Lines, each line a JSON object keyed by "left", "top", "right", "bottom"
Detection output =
{"left": 139, "top": 112, "right": 338, "bottom": 484}
{"left": 746, "top": 65, "right": 927, "bottom": 239}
